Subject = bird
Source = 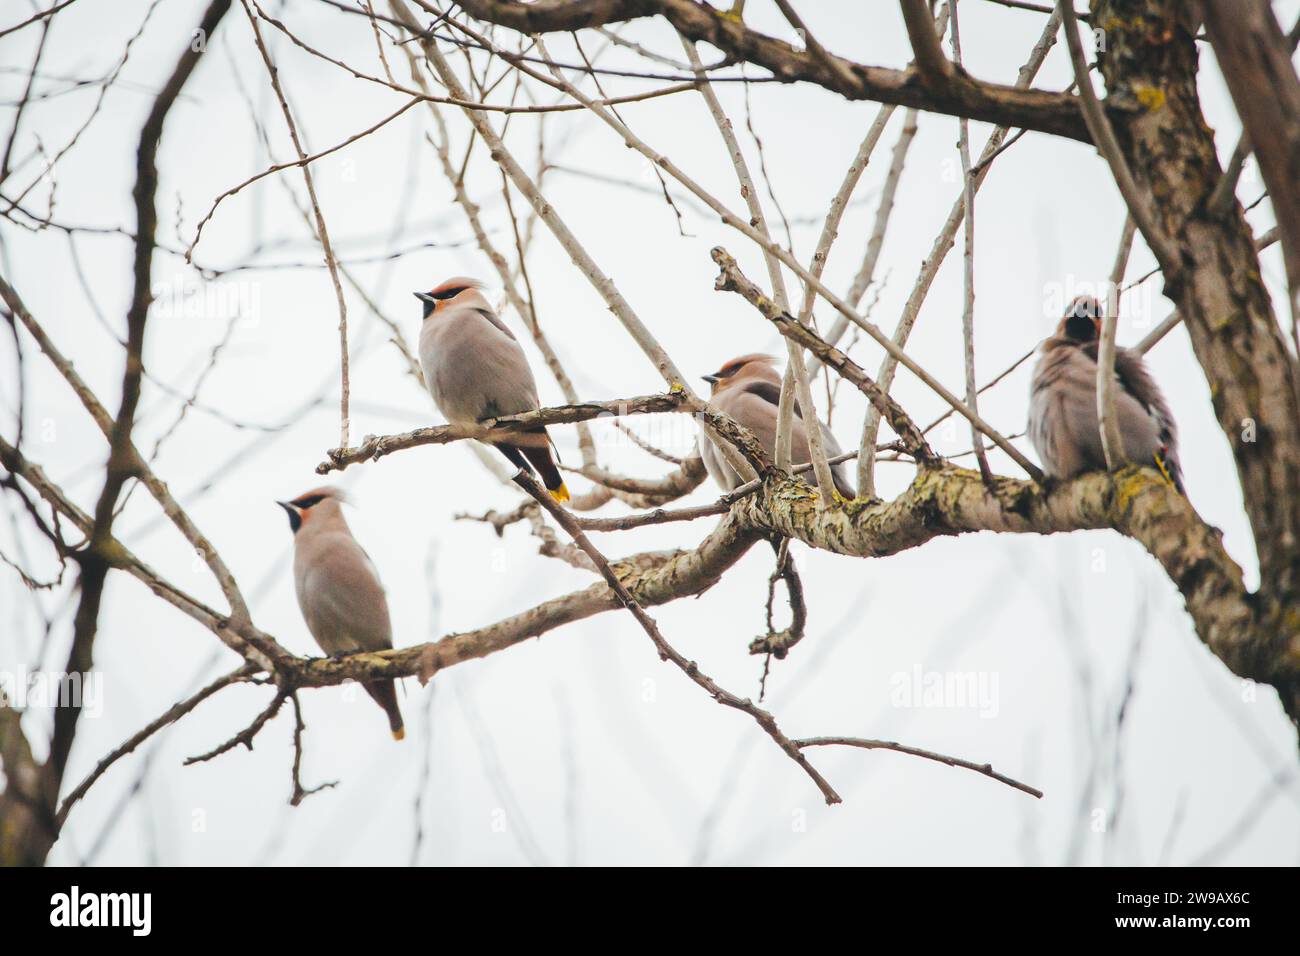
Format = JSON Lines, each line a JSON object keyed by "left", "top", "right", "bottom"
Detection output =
{"left": 277, "top": 487, "right": 404, "bottom": 740}
{"left": 698, "top": 353, "right": 855, "bottom": 498}
{"left": 414, "top": 277, "right": 570, "bottom": 503}
{"left": 1028, "top": 295, "right": 1183, "bottom": 492}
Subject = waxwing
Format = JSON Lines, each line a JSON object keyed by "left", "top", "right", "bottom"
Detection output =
{"left": 277, "top": 487, "right": 404, "bottom": 740}
{"left": 698, "top": 354, "right": 855, "bottom": 498}
{"left": 415, "top": 277, "right": 569, "bottom": 502}
{"left": 1028, "top": 296, "right": 1183, "bottom": 491}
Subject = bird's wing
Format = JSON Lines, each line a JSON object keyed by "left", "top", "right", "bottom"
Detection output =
{"left": 471, "top": 306, "right": 519, "bottom": 343}
{"left": 697, "top": 428, "right": 741, "bottom": 490}
{"left": 424, "top": 305, "right": 542, "bottom": 424}
{"left": 712, "top": 386, "right": 853, "bottom": 494}
{"left": 1113, "top": 346, "right": 1178, "bottom": 449}
{"left": 739, "top": 379, "right": 803, "bottom": 419}
{"left": 1113, "top": 346, "right": 1182, "bottom": 489}
{"left": 718, "top": 388, "right": 780, "bottom": 457}
{"left": 1030, "top": 341, "right": 1171, "bottom": 480}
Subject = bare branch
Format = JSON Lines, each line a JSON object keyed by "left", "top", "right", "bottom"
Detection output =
{"left": 1098, "top": 216, "right": 1137, "bottom": 468}
{"left": 56, "top": 663, "right": 257, "bottom": 828}
{"left": 951, "top": 0, "right": 993, "bottom": 483}
{"left": 899, "top": 0, "right": 955, "bottom": 88}
{"left": 1201, "top": 1, "right": 1300, "bottom": 327}
{"left": 1057, "top": 0, "right": 1182, "bottom": 276}
{"left": 450, "top": 0, "right": 1090, "bottom": 140}
{"left": 677, "top": 34, "right": 836, "bottom": 498}
{"left": 858, "top": 7, "right": 1060, "bottom": 494}
{"left": 796, "top": 735, "right": 1042, "bottom": 798}
{"left": 712, "top": 246, "right": 1044, "bottom": 480}
{"left": 394, "top": 0, "right": 691, "bottom": 389}
{"left": 510, "top": 468, "right": 841, "bottom": 804}
{"left": 240, "top": 0, "right": 353, "bottom": 447}
{"left": 317, "top": 391, "right": 689, "bottom": 473}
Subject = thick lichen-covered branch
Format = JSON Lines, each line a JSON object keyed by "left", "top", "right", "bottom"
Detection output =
{"left": 286, "top": 511, "right": 763, "bottom": 687}
{"left": 287, "top": 461, "right": 1295, "bottom": 728}
{"left": 735, "top": 463, "right": 1293, "bottom": 716}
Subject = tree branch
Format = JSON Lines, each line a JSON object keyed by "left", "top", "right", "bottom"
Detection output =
{"left": 450, "top": 0, "right": 1090, "bottom": 140}
{"left": 899, "top": 0, "right": 955, "bottom": 88}
{"left": 317, "top": 391, "right": 689, "bottom": 473}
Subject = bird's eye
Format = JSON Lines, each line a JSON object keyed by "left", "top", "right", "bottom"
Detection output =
{"left": 432, "top": 287, "right": 465, "bottom": 301}
{"left": 292, "top": 494, "right": 326, "bottom": 509}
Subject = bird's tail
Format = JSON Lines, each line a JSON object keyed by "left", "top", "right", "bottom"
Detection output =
{"left": 522, "top": 443, "right": 570, "bottom": 503}
{"left": 497, "top": 433, "right": 569, "bottom": 503}
{"left": 1154, "top": 448, "right": 1185, "bottom": 495}
{"left": 363, "top": 680, "right": 405, "bottom": 741}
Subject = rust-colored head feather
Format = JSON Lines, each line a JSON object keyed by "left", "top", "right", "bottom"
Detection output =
{"left": 429, "top": 276, "right": 484, "bottom": 297}
{"left": 414, "top": 277, "right": 488, "bottom": 319}
{"left": 702, "top": 353, "right": 780, "bottom": 395}
{"left": 289, "top": 485, "right": 349, "bottom": 508}
{"left": 277, "top": 486, "right": 349, "bottom": 534}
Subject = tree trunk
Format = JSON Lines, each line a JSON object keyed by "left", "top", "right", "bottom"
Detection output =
{"left": 1093, "top": 0, "right": 1300, "bottom": 711}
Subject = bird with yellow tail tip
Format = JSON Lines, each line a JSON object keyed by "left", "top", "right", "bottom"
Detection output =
{"left": 277, "top": 487, "right": 405, "bottom": 741}
{"left": 415, "top": 277, "right": 570, "bottom": 503}
{"left": 1028, "top": 295, "right": 1184, "bottom": 493}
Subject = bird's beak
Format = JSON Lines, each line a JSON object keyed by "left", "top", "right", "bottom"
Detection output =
{"left": 277, "top": 500, "right": 302, "bottom": 533}
{"left": 413, "top": 292, "right": 437, "bottom": 305}
{"left": 701, "top": 373, "right": 719, "bottom": 384}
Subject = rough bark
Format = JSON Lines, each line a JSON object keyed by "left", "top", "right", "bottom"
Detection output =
{"left": 738, "top": 466, "right": 1287, "bottom": 702}
{"left": 282, "top": 465, "right": 1295, "bottom": 726}
{"left": 1092, "top": 0, "right": 1300, "bottom": 663}
{"left": 447, "top": 0, "right": 1090, "bottom": 140}
{"left": 1200, "top": 0, "right": 1300, "bottom": 313}
{"left": 8, "top": 0, "right": 1300, "bottom": 867}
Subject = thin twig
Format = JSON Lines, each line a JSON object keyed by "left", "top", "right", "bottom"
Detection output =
{"left": 288, "top": 693, "right": 339, "bottom": 806}
{"left": 858, "top": 8, "right": 1060, "bottom": 494}
{"left": 795, "top": 736, "right": 1042, "bottom": 798}
{"left": 318, "top": 392, "right": 688, "bottom": 473}
{"left": 1098, "top": 216, "right": 1136, "bottom": 468}
{"left": 241, "top": 0, "right": 352, "bottom": 448}
{"left": 1056, "top": 0, "right": 1181, "bottom": 275}
{"left": 394, "top": 1, "right": 690, "bottom": 391}
{"left": 951, "top": 0, "right": 993, "bottom": 483}
{"left": 1134, "top": 226, "right": 1280, "bottom": 353}
{"left": 55, "top": 663, "right": 256, "bottom": 827}
{"left": 183, "top": 686, "right": 290, "bottom": 765}
{"left": 510, "top": 469, "right": 842, "bottom": 805}
{"left": 679, "top": 34, "right": 834, "bottom": 494}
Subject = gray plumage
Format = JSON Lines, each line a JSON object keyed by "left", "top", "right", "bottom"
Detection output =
{"left": 1028, "top": 297, "right": 1182, "bottom": 491}
{"left": 698, "top": 353, "right": 855, "bottom": 498}
{"left": 415, "top": 276, "right": 569, "bottom": 501}
{"left": 279, "top": 487, "right": 404, "bottom": 740}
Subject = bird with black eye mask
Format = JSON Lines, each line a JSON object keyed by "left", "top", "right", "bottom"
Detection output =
{"left": 414, "top": 276, "right": 569, "bottom": 502}
{"left": 698, "top": 353, "right": 855, "bottom": 498}
{"left": 1028, "top": 295, "right": 1183, "bottom": 491}
{"left": 276, "top": 487, "right": 404, "bottom": 740}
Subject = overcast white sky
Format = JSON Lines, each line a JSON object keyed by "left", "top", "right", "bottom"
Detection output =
{"left": 2, "top": 0, "right": 1298, "bottom": 865}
